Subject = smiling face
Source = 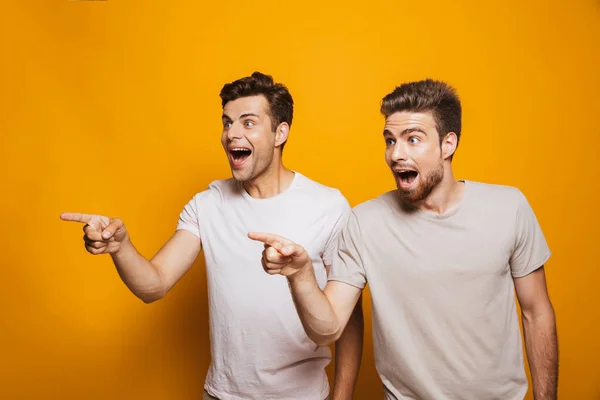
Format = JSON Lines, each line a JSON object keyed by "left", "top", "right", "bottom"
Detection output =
{"left": 384, "top": 111, "right": 446, "bottom": 204}
{"left": 221, "top": 95, "right": 288, "bottom": 182}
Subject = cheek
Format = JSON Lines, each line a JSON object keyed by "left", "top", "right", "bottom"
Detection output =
{"left": 411, "top": 147, "right": 438, "bottom": 169}
{"left": 248, "top": 130, "right": 273, "bottom": 149}
{"left": 419, "top": 143, "right": 441, "bottom": 159}
{"left": 385, "top": 150, "right": 393, "bottom": 165}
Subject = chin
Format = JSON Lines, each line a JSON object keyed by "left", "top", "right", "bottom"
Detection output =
{"left": 231, "top": 173, "right": 249, "bottom": 182}
{"left": 397, "top": 189, "right": 419, "bottom": 204}
{"left": 231, "top": 168, "right": 255, "bottom": 182}
{"left": 396, "top": 182, "right": 428, "bottom": 203}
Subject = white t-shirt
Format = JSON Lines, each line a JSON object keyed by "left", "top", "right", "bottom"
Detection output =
{"left": 177, "top": 172, "right": 350, "bottom": 400}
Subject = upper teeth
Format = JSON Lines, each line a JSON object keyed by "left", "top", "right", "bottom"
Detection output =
{"left": 231, "top": 148, "right": 249, "bottom": 151}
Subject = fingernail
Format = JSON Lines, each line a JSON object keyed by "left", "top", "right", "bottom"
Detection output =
{"left": 281, "top": 246, "right": 290, "bottom": 253}
{"left": 102, "top": 231, "right": 111, "bottom": 239}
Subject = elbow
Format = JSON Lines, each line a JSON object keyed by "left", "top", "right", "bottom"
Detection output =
{"left": 522, "top": 305, "right": 556, "bottom": 325}
{"left": 136, "top": 271, "right": 168, "bottom": 304}
{"left": 312, "top": 334, "right": 338, "bottom": 347}
{"left": 309, "top": 324, "right": 344, "bottom": 347}
{"left": 140, "top": 294, "right": 163, "bottom": 304}
{"left": 139, "top": 293, "right": 163, "bottom": 304}
{"left": 137, "top": 287, "right": 167, "bottom": 304}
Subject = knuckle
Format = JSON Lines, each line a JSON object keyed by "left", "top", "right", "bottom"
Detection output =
{"left": 86, "top": 244, "right": 103, "bottom": 255}
{"left": 267, "top": 247, "right": 277, "bottom": 258}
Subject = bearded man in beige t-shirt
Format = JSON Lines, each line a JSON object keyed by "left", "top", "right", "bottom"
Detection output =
{"left": 251, "top": 79, "right": 558, "bottom": 400}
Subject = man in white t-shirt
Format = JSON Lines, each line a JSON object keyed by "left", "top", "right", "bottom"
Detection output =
{"left": 61, "top": 72, "right": 363, "bottom": 400}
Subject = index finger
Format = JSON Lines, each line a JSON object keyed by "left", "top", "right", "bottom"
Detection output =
{"left": 248, "top": 232, "right": 291, "bottom": 249}
{"left": 60, "top": 212, "right": 94, "bottom": 224}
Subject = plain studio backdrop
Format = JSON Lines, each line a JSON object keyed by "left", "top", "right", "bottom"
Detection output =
{"left": 1, "top": 0, "right": 599, "bottom": 399}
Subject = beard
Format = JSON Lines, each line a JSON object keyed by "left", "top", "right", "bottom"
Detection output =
{"left": 397, "top": 156, "right": 444, "bottom": 204}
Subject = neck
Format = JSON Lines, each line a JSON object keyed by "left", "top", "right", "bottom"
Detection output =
{"left": 411, "top": 165, "right": 465, "bottom": 214}
{"left": 243, "top": 159, "right": 294, "bottom": 199}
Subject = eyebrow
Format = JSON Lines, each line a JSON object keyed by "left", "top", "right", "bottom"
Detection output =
{"left": 383, "top": 127, "right": 427, "bottom": 136}
{"left": 240, "top": 113, "right": 260, "bottom": 119}
{"left": 222, "top": 113, "right": 260, "bottom": 120}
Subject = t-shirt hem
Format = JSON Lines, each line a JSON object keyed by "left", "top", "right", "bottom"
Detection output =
{"left": 327, "top": 275, "right": 366, "bottom": 290}
{"left": 511, "top": 250, "right": 552, "bottom": 278}
{"left": 204, "top": 382, "right": 330, "bottom": 400}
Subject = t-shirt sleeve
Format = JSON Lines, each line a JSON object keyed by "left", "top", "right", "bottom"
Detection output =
{"left": 510, "top": 190, "right": 551, "bottom": 278}
{"left": 328, "top": 211, "right": 367, "bottom": 289}
{"left": 322, "top": 193, "right": 351, "bottom": 266}
{"left": 177, "top": 195, "right": 201, "bottom": 239}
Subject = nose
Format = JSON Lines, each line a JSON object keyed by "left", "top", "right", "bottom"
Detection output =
{"left": 390, "top": 142, "right": 408, "bottom": 162}
{"left": 226, "top": 122, "right": 243, "bottom": 141}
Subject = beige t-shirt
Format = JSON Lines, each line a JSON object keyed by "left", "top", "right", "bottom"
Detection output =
{"left": 178, "top": 172, "right": 350, "bottom": 400}
{"left": 329, "top": 181, "right": 551, "bottom": 400}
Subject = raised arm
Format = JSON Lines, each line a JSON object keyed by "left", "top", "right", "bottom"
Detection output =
{"left": 61, "top": 212, "right": 201, "bottom": 303}
{"left": 248, "top": 232, "right": 362, "bottom": 346}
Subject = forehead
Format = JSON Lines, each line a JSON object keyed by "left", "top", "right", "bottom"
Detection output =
{"left": 223, "top": 95, "right": 269, "bottom": 118}
{"left": 384, "top": 111, "right": 437, "bottom": 133}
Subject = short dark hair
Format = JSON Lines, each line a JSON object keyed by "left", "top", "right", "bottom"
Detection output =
{"left": 220, "top": 72, "right": 294, "bottom": 151}
{"left": 381, "top": 79, "right": 462, "bottom": 149}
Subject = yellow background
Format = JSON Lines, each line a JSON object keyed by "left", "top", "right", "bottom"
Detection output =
{"left": 1, "top": 0, "right": 599, "bottom": 398}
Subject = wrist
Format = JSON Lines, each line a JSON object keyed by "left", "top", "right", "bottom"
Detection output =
{"left": 287, "top": 261, "right": 313, "bottom": 283}
{"left": 112, "top": 234, "right": 132, "bottom": 258}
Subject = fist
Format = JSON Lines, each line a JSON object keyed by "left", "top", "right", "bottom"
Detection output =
{"left": 248, "top": 232, "right": 311, "bottom": 277}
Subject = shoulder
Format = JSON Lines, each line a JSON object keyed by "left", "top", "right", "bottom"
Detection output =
{"left": 466, "top": 180, "right": 526, "bottom": 208}
{"left": 467, "top": 180, "right": 522, "bottom": 197}
{"left": 293, "top": 172, "right": 350, "bottom": 210}
{"left": 352, "top": 190, "right": 397, "bottom": 220}
{"left": 188, "top": 178, "right": 238, "bottom": 205}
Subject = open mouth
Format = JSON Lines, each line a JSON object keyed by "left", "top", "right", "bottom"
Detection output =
{"left": 229, "top": 147, "right": 252, "bottom": 167}
{"left": 395, "top": 169, "right": 419, "bottom": 189}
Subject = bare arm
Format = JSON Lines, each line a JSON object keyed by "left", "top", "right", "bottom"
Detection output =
{"left": 61, "top": 213, "right": 201, "bottom": 303}
{"left": 514, "top": 266, "right": 558, "bottom": 400}
{"left": 289, "top": 268, "right": 361, "bottom": 345}
{"left": 333, "top": 293, "right": 364, "bottom": 400}
{"left": 113, "top": 229, "right": 201, "bottom": 303}
{"left": 249, "top": 232, "right": 362, "bottom": 346}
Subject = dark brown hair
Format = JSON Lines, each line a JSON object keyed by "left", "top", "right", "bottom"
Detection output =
{"left": 381, "top": 79, "right": 462, "bottom": 149}
{"left": 220, "top": 72, "right": 294, "bottom": 150}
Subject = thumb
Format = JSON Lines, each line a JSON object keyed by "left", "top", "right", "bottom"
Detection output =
{"left": 280, "top": 244, "right": 302, "bottom": 257}
{"left": 102, "top": 218, "right": 124, "bottom": 239}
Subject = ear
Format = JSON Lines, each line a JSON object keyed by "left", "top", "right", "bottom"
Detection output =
{"left": 274, "top": 122, "right": 289, "bottom": 147}
{"left": 441, "top": 132, "right": 458, "bottom": 160}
